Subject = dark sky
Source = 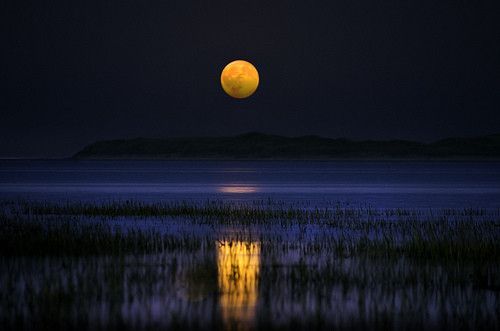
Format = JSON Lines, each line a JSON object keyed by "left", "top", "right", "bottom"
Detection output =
{"left": 1, "top": 0, "right": 499, "bottom": 157}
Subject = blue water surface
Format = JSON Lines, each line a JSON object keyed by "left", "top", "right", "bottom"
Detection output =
{"left": 0, "top": 159, "right": 499, "bottom": 209}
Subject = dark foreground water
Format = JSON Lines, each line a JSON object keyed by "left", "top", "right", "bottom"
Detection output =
{"left": 0, "top": 160, "right": 499, "bottom": 330}
{"left": 1, "top": 159, "right": 500, "bottom": 208}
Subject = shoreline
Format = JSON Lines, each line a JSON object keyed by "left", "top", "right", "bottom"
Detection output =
{"left": 3, "top": 156, "right": 500, "bottom": 162}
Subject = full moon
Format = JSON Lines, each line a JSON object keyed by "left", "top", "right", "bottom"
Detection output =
{"left": 220, "top": 60, "right": 259, "bottom": 99}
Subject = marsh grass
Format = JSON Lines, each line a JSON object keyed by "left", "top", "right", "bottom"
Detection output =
{"left": 1, "top": 200, "right": 498, "bottom": 262}
{"left": 0, "top": 217, "right": 211, "bottom": 256}
{"left": 0, "top": 199, "right": 499, "bottom": 330}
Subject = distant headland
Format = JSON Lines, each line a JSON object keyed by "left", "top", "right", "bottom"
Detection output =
{"left": 73, "top": 132, "right": 500, "bottom": 160}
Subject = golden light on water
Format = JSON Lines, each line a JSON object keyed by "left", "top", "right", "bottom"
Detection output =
{"left": 218, "top": 185, "right": 258, "bottom": 194}
{"left": 217, "top": 241, "right": 260, "bottom": 330}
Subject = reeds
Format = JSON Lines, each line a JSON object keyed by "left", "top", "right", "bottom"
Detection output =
{"left": 0, "top": 199, "right": 499, "bottom": 330}
{"left": 1, "top": 199, "right": 498, "bottom": 261}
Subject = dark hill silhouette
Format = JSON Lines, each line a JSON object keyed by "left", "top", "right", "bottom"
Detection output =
{"left": 73, "top": 133, "right": 500, "bottom": 159}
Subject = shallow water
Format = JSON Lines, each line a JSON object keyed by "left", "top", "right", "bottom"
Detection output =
{"left": 2, "top": 247, "right": 496, "bottom": 330}
{"left": 1, "top": 160, "right": 499, "bottom": 330}
{"left": 1, "top": 160, "right": 500, "bottom": 208}
{"left": 1, "top": 202, "right": 499, "bottom": 329}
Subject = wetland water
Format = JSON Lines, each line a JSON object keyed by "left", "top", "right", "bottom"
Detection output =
{"left": 0, "top": 160, "right": 499, "bottom": 330}
{"left": 1, "top": 159, "right": 500, "bottom": 208}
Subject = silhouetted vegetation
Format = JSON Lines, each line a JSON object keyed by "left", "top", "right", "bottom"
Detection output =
{"left": 73, "top": 132, "right": 500, "bottom": 159}
{"left": 1, "top": 199, "right": 499, "bottom": 330}
{"left": 2, "top": 200, "right": 499, "bottom": 261}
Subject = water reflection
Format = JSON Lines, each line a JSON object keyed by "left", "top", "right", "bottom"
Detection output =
{"left": 217, "top": 241, "right": 260, "bottom": 330}
{"left": 218, "top": 185, "right": 259, "bottom": 194}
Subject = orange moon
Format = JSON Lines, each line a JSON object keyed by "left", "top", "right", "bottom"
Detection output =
{"left": 220, "top": 60, "right": 259, "bottom": 99}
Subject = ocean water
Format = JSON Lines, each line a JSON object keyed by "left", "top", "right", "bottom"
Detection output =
{"left": 0, "top": 159, "right": 499, "bottom": 208}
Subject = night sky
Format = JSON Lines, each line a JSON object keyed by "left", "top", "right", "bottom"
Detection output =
{"left": 1, "top": 0, "right": 499, "bottom": 157}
